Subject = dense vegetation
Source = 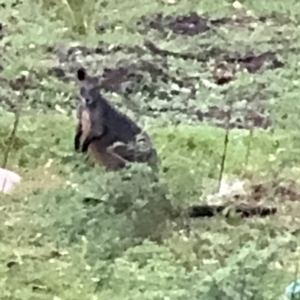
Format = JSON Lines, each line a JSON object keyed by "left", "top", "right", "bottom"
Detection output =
{"left": 1, "top": 0, "right": 300, "bottom": 298}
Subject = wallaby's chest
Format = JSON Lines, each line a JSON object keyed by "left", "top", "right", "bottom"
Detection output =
{"left": 80, "top": 109, "right": 92, "bottom": 139}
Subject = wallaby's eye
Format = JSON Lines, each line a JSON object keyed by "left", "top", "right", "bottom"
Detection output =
{"left": 77, "top": 68, "right": 86, "bottom": 81}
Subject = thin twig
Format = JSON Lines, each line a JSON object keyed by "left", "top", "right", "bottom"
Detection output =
{"left": 245, "top": 125, "right": 253, "bottom": 168}
{"left": 218, "top": 105, "right": 232, "bottom": 193}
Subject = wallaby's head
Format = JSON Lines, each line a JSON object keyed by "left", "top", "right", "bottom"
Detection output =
{"left": 76, "top": 68, "right": 102, "bottom": 108}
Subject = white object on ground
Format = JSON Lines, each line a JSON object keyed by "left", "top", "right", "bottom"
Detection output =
{"left": 206, "top": 176, "right": 250, "bottom": 205}
{"left": 0, "top": 168, "right": 22, "bottom": 194}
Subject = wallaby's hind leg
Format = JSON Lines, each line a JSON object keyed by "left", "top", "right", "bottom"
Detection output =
{"left": 98, "top": 145, "right": 129, "bottom": 171}
{"left": 109, "top": 142, "right": 135, "bottom": 162}
{"left": 74, "top": 122, "right": 82, "bottom": 152}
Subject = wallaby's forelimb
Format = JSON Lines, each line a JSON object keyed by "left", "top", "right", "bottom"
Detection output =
{"left": 81, "top": 135, "right": 102, "bottom": 153}
{"left": 74, "top": 122, "right": 83, "bottom": 151}
{"left": 81, "top": 126, "right": 109, "bottom": 153}
{"left": 81, "top": 134, "right": 95, "bottom": 153}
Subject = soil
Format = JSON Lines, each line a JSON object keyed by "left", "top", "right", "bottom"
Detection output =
{"left": 136, "top": 12, "right": 268, "bottom": 37}
{"left": 250, "top": 179, "right": 300, "bottom": 202}
{"left": 40, "top": 12, "right": 286, "bottom": 129}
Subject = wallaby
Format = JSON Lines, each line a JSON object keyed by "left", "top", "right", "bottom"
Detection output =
{"left": 74, "top": 68, "right": 159, "bottom": 171}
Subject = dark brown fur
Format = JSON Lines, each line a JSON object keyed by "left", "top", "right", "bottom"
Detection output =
{"left": 74, "top": 68, "right": 158, "bottom": 171}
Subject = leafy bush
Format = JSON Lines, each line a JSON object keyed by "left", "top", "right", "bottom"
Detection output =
{"left": 30, "top": 163, "right": 175, "bottom": 259}
{"left": 29, "top": 170, "right": 295, "bottom": 299}
{"left": 24, "top": 158, "right": 294, "bottom": 299}
{"left": 98, "top": 236, "right": 291, "bottom": 300}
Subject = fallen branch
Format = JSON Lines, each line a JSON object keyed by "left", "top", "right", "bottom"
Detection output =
{"left": 188, "top": 204, "right": 277, "bottom": 218}
{"left": 82, "top": 197, "right": 277, "bottom": 218}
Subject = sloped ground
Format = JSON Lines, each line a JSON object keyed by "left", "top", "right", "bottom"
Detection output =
{"left": 1, "top": 0, "right": 300, "bottom": 298}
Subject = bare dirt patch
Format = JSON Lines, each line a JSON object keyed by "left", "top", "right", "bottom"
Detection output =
{"left": 196, "top": 104, "right": 272, "bottom": 130}
{"left": 250, "top": 179, "right": 300, "bottom": 202}
{"left": 144, "top": 40, "right": 284, "bottom": 85}
{"left": 41, "top": 12, "right": 288, "bottom": 129}
{"left": 136, "top": 12, "right": 266, "bottom": 37}
{"left": 46, "top": 41, "right": 280, "bottom": 129}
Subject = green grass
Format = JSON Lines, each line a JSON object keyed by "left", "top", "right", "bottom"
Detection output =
{"left": 2, "top": 0, "right": 300, "bottom": 298}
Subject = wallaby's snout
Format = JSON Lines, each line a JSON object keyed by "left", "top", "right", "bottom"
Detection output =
{"left": 76, "top": 68, "right": 100, "bottom": 106}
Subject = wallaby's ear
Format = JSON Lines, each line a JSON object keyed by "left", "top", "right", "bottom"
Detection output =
{"left": 77, "top": 68, "right": 87, "bottom": 81}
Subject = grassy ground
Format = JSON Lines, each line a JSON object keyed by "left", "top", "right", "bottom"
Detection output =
{"left": 2, "top": 0, "right": 300, "bottom": 298}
